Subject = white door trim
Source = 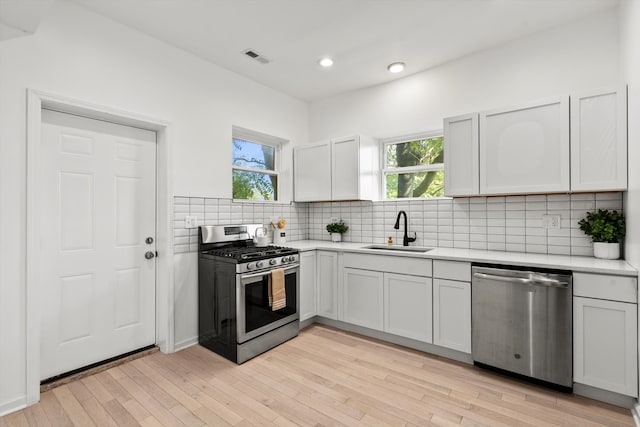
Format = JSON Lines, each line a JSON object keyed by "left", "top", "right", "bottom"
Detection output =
{"left": 25, "top": 89, "right": 174, "bottom": 405}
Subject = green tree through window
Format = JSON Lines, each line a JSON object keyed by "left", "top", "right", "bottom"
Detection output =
{"left": 232, "top": 134, "right": 279, "bottom": 201}
{"left": 384, "top": 136, "right": 444, "bottom": 199}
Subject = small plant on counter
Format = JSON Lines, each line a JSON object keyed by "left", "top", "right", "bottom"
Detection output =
{"left": 578, "top": 209, "right": 625, "bottom": 259}
{"left": 578, "top": 209, "right": 625, "bottom": 243}
{"left": 326, "top": 220, "right": 348, "bottom": 242}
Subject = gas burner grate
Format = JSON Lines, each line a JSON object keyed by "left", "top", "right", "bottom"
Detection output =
{"left": 203, "top": 245, "right": 297, "bottom": 261}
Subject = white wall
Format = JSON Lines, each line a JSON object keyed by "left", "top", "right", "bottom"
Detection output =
{"left": 0, "top": 1, "right": 307, "bottom": 414}
{"left": 309, "top": 9, "right": 619, "bottom": 141}
{"left": 620, "top": 0, "right": 640, "bottom": 271}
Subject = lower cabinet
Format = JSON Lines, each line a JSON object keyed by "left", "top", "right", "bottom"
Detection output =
{"left": 342, "top": 268, "right": 384, "bottom": 330}
{"left": 317, "top": 250, "right": 339, "bottom": 320}
{"left": 384, "top": 273, "right": 432, "bottom": 343}
{"left": 299, "top": 251, "right": 317, "bottom": 321}
{"left": 573, "top": 296, "right": 638, "bottom": 397}
{"left": 433, "top": 279, "right": 471, "bottom": 353}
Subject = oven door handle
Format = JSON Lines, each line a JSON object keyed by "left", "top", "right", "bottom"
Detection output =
{"left": 241, "top": 264, "right": 299, "bottom": 280}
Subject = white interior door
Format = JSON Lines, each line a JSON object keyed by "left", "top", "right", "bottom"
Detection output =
{"left": 39, "top": 109, "right": 157, "bottom": 380}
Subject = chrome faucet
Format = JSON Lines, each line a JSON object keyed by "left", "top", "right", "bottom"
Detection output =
{"left": 394, "top": 210, "right": 416, "bottom": 246}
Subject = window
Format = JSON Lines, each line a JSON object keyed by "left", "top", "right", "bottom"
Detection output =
{"left": 382, "top": 132, "right": 444, "bottom": 199}
{"left": 232, "top": 126, "right": 285, "bottom": 201}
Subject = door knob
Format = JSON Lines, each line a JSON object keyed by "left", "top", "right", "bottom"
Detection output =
{"left": 145, "top": 251, "right": 155, "bottom": 260}
{"left": 145, "top": 237, "right": 154, "bottom": 244}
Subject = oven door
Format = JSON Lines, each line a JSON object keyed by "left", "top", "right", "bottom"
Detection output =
{"left": 236, "top": 264, "right": 299, "bottom": 343}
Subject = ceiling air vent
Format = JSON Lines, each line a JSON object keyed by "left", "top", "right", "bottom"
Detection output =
{"left": 243, "top": 49, "right": 270, "bottom": 64}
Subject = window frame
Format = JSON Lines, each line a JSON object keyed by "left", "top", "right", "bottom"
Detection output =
{"left": 381, "top": 130, "right": 446, "bottom": 200}
{"left": 231, "top": 125, "right": 286, "bottom": 202}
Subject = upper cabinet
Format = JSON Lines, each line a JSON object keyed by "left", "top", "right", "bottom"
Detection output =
{"left": 444, "top": 113, "right": 479, "bottom": 197}
{"left": 294, "top": 135, "right": 379, "bottom": 202}
{"left": 479, "top": 97, "right": 570, "bottom": 195}
{"left": 444, "top": 87, "right": 627, "bottom": 197}
{"left": 293, "top": 142, "right": 331, "bottom": 201}
{"left": 570, "top": 87, "right": 627, "bottom": 192}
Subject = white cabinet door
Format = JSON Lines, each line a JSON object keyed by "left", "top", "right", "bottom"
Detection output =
{"left": 384, "top": 273, "right": 432, "bottom": 342}
{"left": 574, "top": 297, "right": 638, "bottom": 397}
{"left": 316, "top": 250, "right": 338, "bottom": 320}
{"left": 342, "top": 268, "right": 384, "bottom": 330}
{"left": 331, "top": 136, "right": 360, "bottom": 200}
{"left": 444, "top": 113, "right": 479, "bottom": 196}
{"left": 299, "top": 251, "right": 317, "bottom": 321}
{"left": 480, "top": 97, "right": 569, "bottom": 195}
{"left": 571, "top": 87, "right": 627, "bottom": 191}
{"left": 294, "top": 142, "right": 331, "bottom": 201}
{"left": 433, "top": 279, "right": 471, "bottom": 353}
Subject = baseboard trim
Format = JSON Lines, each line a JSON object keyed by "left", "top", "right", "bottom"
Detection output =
{"left": 630, "top": 401, "right": 640, "bottom": 426}
{"left": 312, "top": 317, "right": 473, "bottom": 364}
{"left": 0, "top": 397, "right": 27, "bottom": 418}
{"left": 174, "top": 336, "right": 198, "bottom": 352}
{"left": 573, "top": 383, "right": 637, "bottom": 409}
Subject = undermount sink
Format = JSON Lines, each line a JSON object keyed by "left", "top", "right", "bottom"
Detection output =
{"left": 362, "top": 245, "right": 433, "bottom": 253}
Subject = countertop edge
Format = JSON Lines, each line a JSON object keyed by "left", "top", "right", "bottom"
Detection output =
{"left": 288, "top": 240, "right": 638, "bottom": 277}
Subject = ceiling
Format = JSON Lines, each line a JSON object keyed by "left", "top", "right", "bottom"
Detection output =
{"left": 63, "top": 0, "right": 618, "bottom": 102}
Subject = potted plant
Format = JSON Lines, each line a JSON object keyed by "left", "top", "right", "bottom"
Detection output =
{"left": 578, "top": 209, "right": 625, "bottom": 259}
{"left": 326, "top": 220, "right": 349, "bottom": 242}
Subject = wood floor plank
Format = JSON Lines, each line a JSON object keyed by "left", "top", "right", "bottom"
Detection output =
{"left": 51, "top": 385, "right": 96, "bottom": 427}
{"left": 21, "top": 403, "right": 51, "bottom": 427}
{"left": 1, "top": 324, "right": 634, "bottom": 426}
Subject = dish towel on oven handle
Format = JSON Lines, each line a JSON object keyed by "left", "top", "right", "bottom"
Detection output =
{"left": 268, "top": 268, "right": 286, "bottom": 311}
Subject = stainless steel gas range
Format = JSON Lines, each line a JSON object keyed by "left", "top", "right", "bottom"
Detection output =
{"left": 198, "top": 224, "right": 300, "bottom": 363}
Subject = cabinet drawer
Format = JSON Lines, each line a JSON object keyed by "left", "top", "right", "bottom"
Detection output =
{"left": 574, "top": 273, "right": 637, "bottom": 303}
{"left": 344, "top": 253, "right": 432, "bottom": 277}
{"left": 433, "top": 260, "right": 471, "bottom": 282}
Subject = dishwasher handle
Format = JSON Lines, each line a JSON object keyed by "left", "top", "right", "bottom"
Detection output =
{"left": 473, "top": 272, "right": 570, "bottom": 288}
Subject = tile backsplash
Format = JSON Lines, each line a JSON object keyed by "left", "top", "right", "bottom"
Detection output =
{"left": 306, "top": 192, "right": 623, "bottom": 257}
{"left": 172, "top": 197, "right": 308, "bottom": 253}
{"left": 173, "top": 192, "right": 622, "bottom": 257}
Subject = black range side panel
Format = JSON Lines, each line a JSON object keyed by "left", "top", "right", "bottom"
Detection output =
{"left": 198, "top": 257, "right": 237, "bottom": 362}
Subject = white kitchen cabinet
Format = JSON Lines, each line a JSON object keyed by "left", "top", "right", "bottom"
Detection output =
{"left": 293, "top": 142, "right": 331, "bottom": 201}
{"left": 479, "top": 97, "right": 570, "bottom": 195}
{"left": 570, "top": 87, "right": 627, "bottom": 192}
{"left": 433, "top": 279, "right": 471, "bottom": 353}
{"left": 444, "top": 113, "right": 479, "bottom": 197}
{"left": 573, "top": 297, "right": 637, "bottom": 397}
{"left": 384, "top": 273, "right": 432, "bottom": 342}
{"left": 294, "top": 135, "right": 379, "bottom": 201}
{"left": 316, "top": 250, "right": 339, "bottom": 320}
{"left": 432, "top": 260, "right": 471, "bottom": 353}
{"left": 299, "top": 251, "right": 317, "bottom": 321}
{"left": 342, "top": 268, "right": 384, "bottom": 331}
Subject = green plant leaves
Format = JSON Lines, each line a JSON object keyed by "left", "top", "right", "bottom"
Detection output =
{"left": 578, "top": 209, "right": 625, "bottom": 243}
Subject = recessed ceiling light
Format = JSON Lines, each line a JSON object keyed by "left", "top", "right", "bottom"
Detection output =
{"left": 387, "top": 62, "right": 405, "bottom": 73}
{"left": 319, "top": 57, "right": 334, "bottom": 68}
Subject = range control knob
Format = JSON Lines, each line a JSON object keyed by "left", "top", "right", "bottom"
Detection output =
{"left": 269, "top": 259, "right": 277, "bottom": 265}
{"left": 281, "top": 256, "right": 289, "bottom": 263}
{"left": 256, "top": 261, "right": 265, "bottom": 269}
{"left": 247, "top": 262, "right": 256, "bottom": 270}
{"left": 288, "top": 255, "right": 297, "bottom": 262}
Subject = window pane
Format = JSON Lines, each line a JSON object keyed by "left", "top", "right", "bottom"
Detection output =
{"left": 232, "top": 170, "right": 277, "bottom": 201}
{"left": 385, "top": 169, "right": 444, "bottom": 198}
{"left": 385, "top": 137, "right": 444, "bottom": 169}
{"left": 232, "top": 139, "right": 275, "bottom": 171}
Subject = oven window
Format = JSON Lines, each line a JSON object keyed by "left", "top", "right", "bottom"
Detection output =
{"left": 244, "top": 271, "right": 297, "bottom": 333}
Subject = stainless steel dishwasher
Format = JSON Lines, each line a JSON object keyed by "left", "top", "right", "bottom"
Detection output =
{"left": 472, "top": 265, "right": 572, "bottom": 390}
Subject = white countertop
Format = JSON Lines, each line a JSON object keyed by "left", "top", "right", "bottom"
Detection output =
{"left": 287, "top": 240, "right": 638, "bottom": 277}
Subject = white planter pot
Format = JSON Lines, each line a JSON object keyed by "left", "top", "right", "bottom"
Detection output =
{"left": 593, "top": 242, "right": 620, "bottom": 260}
{"left": 331, "top": 233, "right": 342, "bottom": 243}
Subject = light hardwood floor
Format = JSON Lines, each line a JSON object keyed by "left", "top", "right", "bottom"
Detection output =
{"left": 1, "top": 325, "right": 634, "bottom": 426}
